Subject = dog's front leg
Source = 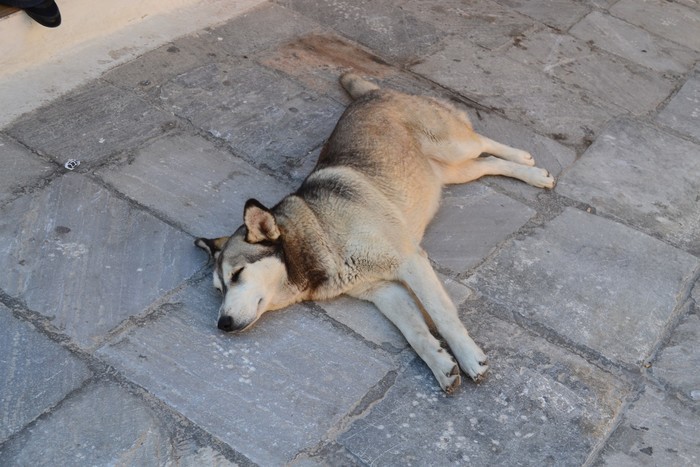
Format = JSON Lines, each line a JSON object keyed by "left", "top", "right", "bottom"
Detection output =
{"left": 398, "top": 252, "right": 489, "bottom": 382}
{"left": 350, "top": 282, "right": 462, "bottom": 394}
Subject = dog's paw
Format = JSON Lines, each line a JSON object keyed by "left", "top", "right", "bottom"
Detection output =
{"left": 531, "top": 167, "right": 556, "bottom": 189}
{"left": 516, "top": 150, "right": 536, "bottom": 167}
{"left": 461, "top": 348, "right": 489, "bottom": 383}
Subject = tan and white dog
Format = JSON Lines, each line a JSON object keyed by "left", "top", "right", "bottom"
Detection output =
{"left": 196, "top": 73, "right": 554, "bottom": 393}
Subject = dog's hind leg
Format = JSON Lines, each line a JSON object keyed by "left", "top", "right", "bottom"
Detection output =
{"left": 477, "top": 134, "right": 535, "bottom": 166}
{"left": 397, "top": 252, "right": 489, "bottom": 382}
{"left": 441, "top": 156, "right": 555, "bottom": 188}
{"left": 351, "top": 282, "right": 462, "bottom": 393}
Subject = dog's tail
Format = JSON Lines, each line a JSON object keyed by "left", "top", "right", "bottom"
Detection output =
{"left": 340, "top": 73, "right": 380, "bottom": 100}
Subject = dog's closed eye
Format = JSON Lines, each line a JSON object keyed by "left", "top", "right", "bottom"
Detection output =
{"left": 231, "top": 268, "right": 243, "bottom": 283}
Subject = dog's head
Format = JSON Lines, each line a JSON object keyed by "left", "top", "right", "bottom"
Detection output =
{"left": 195, "top": 199, "right": 298, "bottom": 333}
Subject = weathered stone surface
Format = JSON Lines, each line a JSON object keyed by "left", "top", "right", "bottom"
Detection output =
{"left": 104, "top": 3, "right": 322, "bottom": 98}
{"left": 495, "top": 0, "right": 590, "bottom": 30}
{"left": 0, "top": 173, "right": 202, "bottom": 349}
{"left": 570, "top": 12, "right": 697, "bottom": 74}
{"left": 506, "top": 29, "right": 677, "bottom": 115}
{"left": 557, "top": 119, "right": 700, "bottom": 255}
{"left": 96, "top": 133, "right": 292, "bottom": 237}
{"left": 0, "top": 134, "right": 54, "bottom": 205}
{"left": 611, "top": 0, "right": 700, "bottom": 52}
{"left": 276, "top": 0, "right": 445, "bottom": 63}
{"left": 656, "top": 69, "right": 700, "bottom": 141}
{"left": 260, "top": 32, "right": 401, "bottom": 106}
{"left": 401, "top": 0, "right": 538, "bottom": 50}
{"left": 0, "top": 306, "right": 91, "bottom": 443}
{"left": 594, "top": 385, "right": 700, "bottom": 466}
{"left": 158, "top": 60, "right": 342, "bottom": 173}
{"left": 318, "top": 275, "right": 473, "bottom": 351}
{"left": 467, "top": 208, "right": 698, "bottom": 367}
{"left": 0, "top": 382, "right": 235, "bottom": 466}
{"left": 423, "top": 183, "right": 535, "bottom": 274}
{"left": 7, "top": 81, "right": 176, "bottom": 164}
{"left": 338, "top": 313, "right": 630, "bottom": 466}
{"left": 652, "top": 310, "right": 700, "bottom": 401}
{"left": 97, "top": 282, "right": 395, "bottom": 465}
{"left": 470, "top": 111, "right": 577, "bottom": 201}
{"left": 412, "top": 39, "right": 618, "bottom": 145}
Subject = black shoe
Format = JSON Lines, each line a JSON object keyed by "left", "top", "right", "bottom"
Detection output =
{"left": 24, "top": 0, "right": 60, "bottom": 28}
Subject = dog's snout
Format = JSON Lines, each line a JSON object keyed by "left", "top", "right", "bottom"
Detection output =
{"left": 218, "top": 315, "right": 236, "bottom": 332}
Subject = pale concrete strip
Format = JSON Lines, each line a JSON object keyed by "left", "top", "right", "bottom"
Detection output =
{"left": 0, "top": 0, "right": 264, "bottom": 128}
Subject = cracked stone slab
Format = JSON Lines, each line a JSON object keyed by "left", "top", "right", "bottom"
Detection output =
{"left": 400, "top": 0, "right": 539, "bottom": 50}
{"left": 318, "top": 275, "right": 473, "bottom": 351}
{"left": 656, "top": 69, "right": 700, "bottom": 141}
{"left": 570, "top": 12, "right": 697, "bottom": 75}
{"left": 0, "top": 305, "right": 91, "bottom": 443}
{"left": 557, "top": 119, "right": 700, "bottom": 255}
{"left": 467, "top": 208, "right": 699, "bottom": 367}
{"left": 104, "top": 3, "right": 322, "bottom": 99}
{"left": 338, "top": 313, "right": 630, "bottom": 466}
{"left": 611, "top": 0, "right": 700, "bottom": 52}
{"left": 7, "top": 81, "right": 177, "bottom": 165}
{"left": 494, "top": 0, "right": 590, "bottom": 30}
{"left": 594, "top": 385, "right": 700, "bottom": 466}
{"left": 505, "top": 30, "right": 677, "bottom": 115}
{"left": 276, "top": 0, "right": 445, "bottom": 63}
{"left": 96, "top": 133, "right": 292, "bottom": 238}
{"left": 97, "top": 282, "right": 395, "bottom": 465}
{"left": 0, "top": 382, "right": 236, "bottom": 466}
{"left": 158, "top": 60, "right": 343, "bottom": 173}
{"left": 0, "top": 173, "right": 203, "bottom": 349}
{"left": 423, "top": 183, "right": 535, "bottom": 274}
{"left": 412, "top": 39, "right": 619, "bottom": 145}
{"left": 0, "top": 134, "right": 54, "bottom": 205}
{"left": 651, "top": 310, "right": 700, "bottom": 401}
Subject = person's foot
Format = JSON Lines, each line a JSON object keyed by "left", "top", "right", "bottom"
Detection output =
{"left": 24, "top": 0, "right": 60, "bottom": 28}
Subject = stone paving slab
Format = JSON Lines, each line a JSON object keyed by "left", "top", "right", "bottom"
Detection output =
{"left": 412, "top": 38, "right": 619, "bottom": 145}
{"left": 400, "top": 0, "right": 539, "bottom": 51}
{"left": 7, "top": 81, "right": 177, "bottom": 166}
{"left": 0, "top": 305, "right": 92, "bottom": 444}
{"left": 494, "top": 0, "right": 590, "bottom": 30}
{"left": 96, "top": 132, "right": 292, "bottom": 237}
{"left": 0, "top": 381, "right": 234, "bottom": 466}
{"left": 505, "top": 29, "right": 677, "bottom": 115}
{"left": 158, "top": 59, "right": 343, "bottom": 173}
{"left": 276, "top": 0, "right": 445, "bottom": 64}
{"left": 610, "top": 0, "right": 700, "bottom": 52}
{"left": 557, "top": 118, "right": 700, "bottom": 255}
{"left": 467, "top": 208, "right": 699, "bottom": 367}
{"left": 651, "top": 309, "right": 700, "bottom": 402}
{"left": 103, "top": 3, "right": 322, "bottom": 100}
{"left": 656, "top": 68, "right": 700, "bottom": 141}
{"left": 97, "top": 282, "right": 395, "bottom": 465}
{"left": 337, "top": 312, "right": 630, "bottom": 466}
{"left": 0, "top": 134, "right": 54, "bottom": 206}
{"left": 0, "top": 173, "right": 203, "bottom": 349}
{"left": 423, "top": 183, "right": 535, "bottom": 274}
{"left": 570, "top": 11, "right": 698, "bottom": 75}
{"left": 594, "top": 385, "right": 700, "bottom": 466}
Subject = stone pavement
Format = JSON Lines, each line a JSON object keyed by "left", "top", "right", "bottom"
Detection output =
{"left": 1, "top": 0, "right": 699, "bottom": 465}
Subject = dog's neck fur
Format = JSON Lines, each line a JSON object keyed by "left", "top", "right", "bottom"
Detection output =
{"left": 274, "top": 196, "right": 339, "bottom": 300}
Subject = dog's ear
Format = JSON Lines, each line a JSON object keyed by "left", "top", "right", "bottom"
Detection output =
{"left": 244, "top": 199, "right": 280, "bottom": 243}
{"left": 194, "top": 236, "right": 229, "bottom": 260}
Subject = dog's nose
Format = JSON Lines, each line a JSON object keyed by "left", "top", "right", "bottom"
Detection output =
{"left": 218, "top": 315, "right": 235, "bottom": 332}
